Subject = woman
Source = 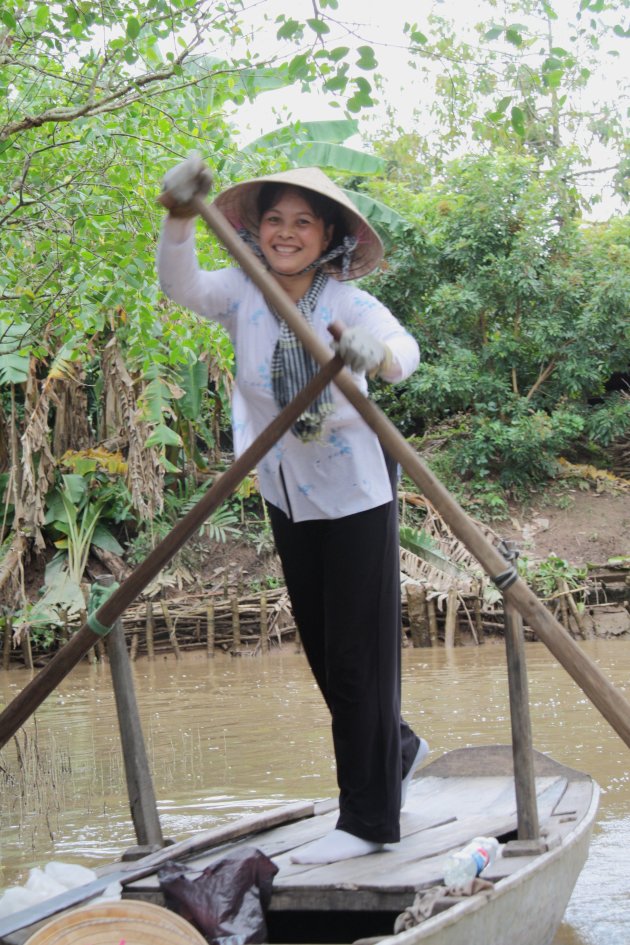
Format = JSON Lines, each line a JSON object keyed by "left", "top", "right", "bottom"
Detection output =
{"left": 157, "top": 156, "right": 428, "bottom": 864}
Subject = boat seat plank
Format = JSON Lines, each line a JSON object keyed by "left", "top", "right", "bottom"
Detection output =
{"left": 128, "top": 775, "right": 569, "bottom": 908}
{"left": 127, "top": 802, "right": 460, "bottom": 895}
{"left": 125, "top": 810, "right": 339, "bottom": 893}
{"left": 271, "top": 778, "right": 569, "bottom": 908}
{"left": 272, "top": 814, "right": 519, "bottom": 892}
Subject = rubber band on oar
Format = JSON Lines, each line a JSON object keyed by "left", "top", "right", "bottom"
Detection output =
{"left": 491, "top": 567, "right": 519, "bottom": 591}
{"left": 493, "top": 539, "right": 520, "bottom": 590}
{"left": 87, "top": 580, "right": 120, "bottom": 636}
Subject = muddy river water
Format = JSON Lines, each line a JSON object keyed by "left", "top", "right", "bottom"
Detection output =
{"left": 1, "top": 638, "right": 628, "bottom": 943}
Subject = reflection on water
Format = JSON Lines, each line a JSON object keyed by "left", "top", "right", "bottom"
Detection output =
{"left": 1, "top": 638, "right": 629, "bottom": 944}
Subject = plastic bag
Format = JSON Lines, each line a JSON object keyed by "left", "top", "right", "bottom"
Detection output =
{"left": 158, "top": 847, "right": 279, "bottom": 945}
{"left": 0, "top": 861, "right": 121, "bottom": 919}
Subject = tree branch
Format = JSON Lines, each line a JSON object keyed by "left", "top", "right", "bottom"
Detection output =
{"left": 526, "top": 360, "right": 557, "bottom": 401}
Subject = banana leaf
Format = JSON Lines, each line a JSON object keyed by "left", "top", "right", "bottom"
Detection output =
{"left": 399, "top": 525, "right": 468, "bottom": 579}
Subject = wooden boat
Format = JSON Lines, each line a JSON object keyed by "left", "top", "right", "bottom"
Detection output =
{"left": 0, "top": 744, "right": 599, "bottom": 945}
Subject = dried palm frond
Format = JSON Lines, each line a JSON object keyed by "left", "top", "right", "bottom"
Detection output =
{"left": 51, "top": 362, "right": 91, "bottom": 456}
{"left": 558, "top": 456, "right": 630, "bottom": 491}
{"left": 0, "top": 532, "right": 28, "bottom": 604}
{"left": 399, "top": 495, "right": 502, "bottom": 607}
{"left": 267, "top": 590, "right": 295, "bottom": 643}
{"left": 20, "top": 359, "right": 58, "bottom": 548}
{"left": 102, "top": 338, "right": 164, "bottom": 519}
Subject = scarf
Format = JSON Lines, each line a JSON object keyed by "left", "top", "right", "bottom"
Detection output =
{"left": 237, "top": 228, "right": 358, "bottom": 441}
{"left": 270, "top": 269, "right": 333, "bottom": 441}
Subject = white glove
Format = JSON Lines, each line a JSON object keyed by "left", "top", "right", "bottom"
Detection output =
{"left": 334, "top": 325, "right": 392, "bottom": 376}
{"left": 160, "top": 151, "right": 212, "bottom": 216}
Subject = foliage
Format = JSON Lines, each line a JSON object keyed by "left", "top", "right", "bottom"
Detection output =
{"left": 584, "top": 394, "right": 630, "bottom": 448}
{"left": 0, "top": 0, "right": 627, "bottom": 617}
{"left": 519, "top": 553, "right": 587, "bottom": 599}
{"left": 0, "top": 0, "right": 399, "bottom": 607}
{"left": 6, "top": 602, "right": 63, "bottom": 650}
{"left": 126, "top": 474, "right": 241, "bottom": 588}
{"left": 399, "top": 524, "right": 468, "bottom": 578}
{"left": 40, "top": 468, "right": 129, "bottom": 611}
{"left": 377, "top": 0, "right": 629, "bottom": 212}
{"left": 367, "top": 152, "right": 630, "bottom": 495}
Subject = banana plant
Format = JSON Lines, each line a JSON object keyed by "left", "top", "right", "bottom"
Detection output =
{"left": 399, "top": 524, "right": 468, "bottom": 579}
{"left": 240, "top": 119, "right": 408, "bottom": 235}
{"left": 42, "top": 472, "right": 125, "bottom": 613}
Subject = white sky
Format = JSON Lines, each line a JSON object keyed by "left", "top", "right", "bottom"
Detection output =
{"left": 223, "top": 0, "right": 627, "bottom": 219}
{"left": 227, "top": 0, "right": 458, "bottom": 138}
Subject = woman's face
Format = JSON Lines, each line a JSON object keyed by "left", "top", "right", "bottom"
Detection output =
{"left": 258, "top": 189, "right": 333, "bottom": 284}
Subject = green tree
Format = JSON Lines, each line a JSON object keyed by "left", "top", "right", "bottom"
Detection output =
{"left": 372, "top": 0, "right": 628, "bottom": 213}
{"left": 367, "top": 152, "right": 630, "bottom": 498}
{"left": 0, "top": 0, "right": 392, "bottom": 614}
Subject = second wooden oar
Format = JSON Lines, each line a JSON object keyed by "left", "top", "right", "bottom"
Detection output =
{"left": 0, "top": 354, "right": 345, "bottom": 749}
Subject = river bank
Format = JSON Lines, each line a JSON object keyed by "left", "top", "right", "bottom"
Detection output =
{"left": 2, "top": 482, "right": 628, "bottom": 669}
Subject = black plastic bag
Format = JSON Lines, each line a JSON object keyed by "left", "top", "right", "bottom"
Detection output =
{"left": 157, "top": 847, "right": 279, "bottom": 945}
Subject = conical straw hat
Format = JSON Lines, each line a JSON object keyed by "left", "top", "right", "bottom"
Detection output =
{"left": 24, "top": 899, "right": 207, "bottom": 945}
{"left": 213, "top": 166, "right": 384, "bottom": 280}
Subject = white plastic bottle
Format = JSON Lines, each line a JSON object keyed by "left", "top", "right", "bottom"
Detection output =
{"left": 443, "top": 836, "right": 500, "bottom": 887}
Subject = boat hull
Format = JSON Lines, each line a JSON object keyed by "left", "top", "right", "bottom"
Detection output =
{"left": 0, "top": 747, "right": 599, "bottom": 945}
{"left": 379, "top": 781, "right": 599, "bottom": 945}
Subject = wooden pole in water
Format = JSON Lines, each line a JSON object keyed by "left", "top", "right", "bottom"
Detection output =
{"left": 145, "top": 601, "right": 155, "bottom": 661}
{"left": 444, "top": 587, "right": 458, "bottom": 649}
{"left": 103, "top": 576, "right": 165, "bottom": 852}
{"left": 230, "top": 593, "right": 241, "bottom": 653}
{"left": 500, "top": 541, "right": 540, "bottom": 841}
{"left": 21, "top": 629, "right": 33, "bottom": 670}
{"left": 206, "top": 601, "right": 215, "bottom": 657}
{"left": 160, "top": 600, "right": 181, "bottom": 660}
{"left": 260, "top": 593, "right": 269, "bottom": 651}
{"left": 427, "top": 598, "right": 439, "bottom": 647}
{"left": 407, "top": 585, "right": 430, "bottom": 647}
{"left": 0, "top": 354, "right": 345, "bottom": 750}
{"left": 188, "top": 196, "right": 630, "bottom": 750}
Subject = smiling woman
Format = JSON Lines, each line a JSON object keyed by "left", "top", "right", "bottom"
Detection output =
{"left": 157, "top": 156, "right": 426, "bottom": 866}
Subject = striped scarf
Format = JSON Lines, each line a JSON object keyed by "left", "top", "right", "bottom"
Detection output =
{"left": 270, "top": 269, "right": 333, "bottom": 441}
{"left": 238, "top": 228, "right": 351, "bottom": 441}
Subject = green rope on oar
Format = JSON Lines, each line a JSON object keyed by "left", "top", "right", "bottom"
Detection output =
{"left": 87, "top": 580, "right": 120, "bottom": 636}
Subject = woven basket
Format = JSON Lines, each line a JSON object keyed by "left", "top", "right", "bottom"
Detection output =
{"left": 24, "top": 899, "right": 207, "bottom": 945}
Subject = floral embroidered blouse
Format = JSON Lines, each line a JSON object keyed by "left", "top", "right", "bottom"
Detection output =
{"left": 158, "top": 217, "right": 420, "bottom": 522}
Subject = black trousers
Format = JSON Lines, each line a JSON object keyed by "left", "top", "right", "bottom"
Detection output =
{"left": 267, "top": 457, "right": 419, "bottom": 844}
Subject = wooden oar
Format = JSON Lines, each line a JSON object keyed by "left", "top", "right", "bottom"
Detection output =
{"left": 191, "top": 195, "right": 630, "bottom": 751}
{"left": 0, "top": 354, "right": 345, "bottom": 749}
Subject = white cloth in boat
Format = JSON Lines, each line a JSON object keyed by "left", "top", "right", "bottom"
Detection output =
{"left": 394, "top": 877, "right": 495, "bottom": 931}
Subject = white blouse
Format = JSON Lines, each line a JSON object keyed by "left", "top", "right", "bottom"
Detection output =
{"left": 157, "top": 217, "right": 420, "bottom": 522}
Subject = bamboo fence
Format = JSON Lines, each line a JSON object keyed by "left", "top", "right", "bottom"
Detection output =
{"left": 1, "top": 559, "right": 628, "bottom": 667}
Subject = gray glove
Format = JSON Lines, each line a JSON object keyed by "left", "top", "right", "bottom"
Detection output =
{"left": 160, "top": 152, "right": 213, "bottom": 217}
{"left": 334, "top": 325, "right": 392, "bottom": 376}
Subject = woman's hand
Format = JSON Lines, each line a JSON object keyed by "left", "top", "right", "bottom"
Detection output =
{"left": 333, "top": 325, "right": 393, "bottom": 377}
{"left": 159, "top": 152, "right": 213, "bottom": 217}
